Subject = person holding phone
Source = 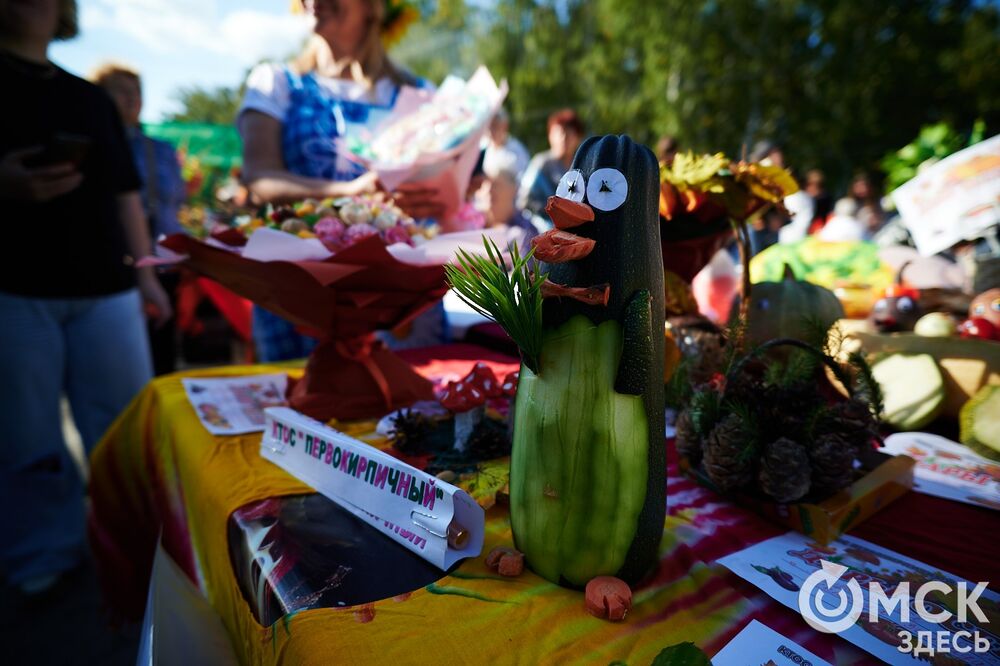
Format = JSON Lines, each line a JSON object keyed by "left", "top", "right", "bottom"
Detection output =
{"left": 239, "top": 0, "right": 447, "bottom": 360}
{"left": 0, "top": 0, "right": 170, "bottom": 595}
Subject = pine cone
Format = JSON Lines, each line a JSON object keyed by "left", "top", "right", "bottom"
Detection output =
{"left": 810, "top": 432, "right": 857, "bottom": 495}
{"left": 467, "top": 419, "right": 511, "bottom": 460}
{"left": 675, "top": 409, "right": 702, "bottom": 465}
{"left": 758, "top": 438, "right": 811, "bottom": 503}
{"left": 702, "top": 414, "right": 753, "bottom": 492}
{"left": 671, "top": 320, "right": 726, "bottom": 386}
{"left": 390, "top": 409, "right": 432, "bottom": 454}
{"left": 823, "top": 399, "right": 879, "bottom": 454}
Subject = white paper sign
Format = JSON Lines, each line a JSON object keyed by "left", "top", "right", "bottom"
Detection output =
{"left": 882, "top": 432, "right": 1000, "bottom": 510}
{"left": 718, "top": 532, "right": 1000, "bottom": 665}
{"left": 260, "top": 407, "right": 484, "bottom": 570}
{"left": 892, "top": 134, "right": 1000, "bottom": 256}
{"left": 242, "top": 227, "right": 334, "bottom": 262}
{"left": 712, "top": 620, "right": 830, "bottom": 666}
{"left": 385, "top": 226, "right": 521, "bottom": 266}
{"left": 182, "top": 374, "right": 288, "bottom": 436}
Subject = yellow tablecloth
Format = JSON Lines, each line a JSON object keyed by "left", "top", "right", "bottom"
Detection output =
{"left": 89, "top": 352, "right": 860, "bottom": 665}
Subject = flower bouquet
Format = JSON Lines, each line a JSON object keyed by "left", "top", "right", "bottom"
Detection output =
{"left": 338, "top": 66, "right": 508, "bottom": 227}
{"left": 154, "top": 216, "right": 519, "bottom": 421}
{"left": 231, "top": 193, "right": 437, "bottom": 251}
{"left": 659, "top": 152, "right": 798, "bottom": 282}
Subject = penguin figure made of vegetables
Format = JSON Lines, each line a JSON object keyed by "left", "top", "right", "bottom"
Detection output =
{"left": 512, "top": 135, "right": 666, "bottom": 588}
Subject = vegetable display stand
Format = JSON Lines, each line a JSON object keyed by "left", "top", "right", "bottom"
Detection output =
{"left": 678, "top": 452, "right": 915, "bottom": 545}
{"left": 159, "top": 233, "right": 449, "bottom": 421}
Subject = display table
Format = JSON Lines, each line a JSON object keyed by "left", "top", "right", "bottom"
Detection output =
{"left": 89, "top": 345, "right": 1000, "bottom": 665}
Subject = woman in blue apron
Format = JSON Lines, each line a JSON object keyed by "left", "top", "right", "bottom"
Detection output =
{"left": 238, "top": 0, "right": 445, "bottom": 361}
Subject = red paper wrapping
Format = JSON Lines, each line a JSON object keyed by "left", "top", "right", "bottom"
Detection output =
{"left": 160, "top": 233, "right": 449, "bottom": 420}
{"left": 659, "top": 214, "right": 734, "bottom": 283}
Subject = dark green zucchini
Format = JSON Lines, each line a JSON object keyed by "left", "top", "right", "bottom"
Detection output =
{"left": 511, "top": 135, "right": 665, "bottom": 587}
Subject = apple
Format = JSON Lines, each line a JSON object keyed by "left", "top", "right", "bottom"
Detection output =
{"left": 914, "top": 312, "right": 956, "bottom": 337}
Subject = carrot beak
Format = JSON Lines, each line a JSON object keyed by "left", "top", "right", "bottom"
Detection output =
{"left": 546, "top": 196, "right": 594, "bottom": 229}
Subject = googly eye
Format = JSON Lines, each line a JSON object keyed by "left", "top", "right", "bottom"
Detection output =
{"left": 555, "top": 170, "right": 586, "bottom": 203}
{"left": 897, "top": 296, "right": 915, "bottom": 312}
{"left": 990, "top": 298, "right": 1000, "bottom": 312}
{"left": 586, "top": 168, "right": 628, "bottom": 211}
{"left": 974, "top": 303, "right": 986, "bottom": 316}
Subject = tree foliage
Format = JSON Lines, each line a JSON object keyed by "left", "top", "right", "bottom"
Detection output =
{"left": 170, "top": 0, "right": 999, "bottom": 190}
{"left": 395, "top": 0, "right": 999, "bottom": 189}
{"left": 168, "top": 84, "right": 244, "bottom": 125}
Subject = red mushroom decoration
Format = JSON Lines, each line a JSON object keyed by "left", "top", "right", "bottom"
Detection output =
{"left": 500, "top": 371, "right": 519, "bottom": 397}
{"left": 439, "top": 363, "right": 500, "bottom": 452}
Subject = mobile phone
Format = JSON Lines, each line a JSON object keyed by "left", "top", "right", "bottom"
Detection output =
{"left": 24, "top": 133, "right": 92, "bottom": 168}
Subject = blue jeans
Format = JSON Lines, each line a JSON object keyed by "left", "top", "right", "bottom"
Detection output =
{"left": 251, "top": 306, "right": 319, "bottom": 363}
{"left": 0, "top": 289, "right": 152, "bottom": 584}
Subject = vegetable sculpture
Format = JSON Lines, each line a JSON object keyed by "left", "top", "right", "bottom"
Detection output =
{"left": 448, "top": 135, "right": 665, "bottom": 590}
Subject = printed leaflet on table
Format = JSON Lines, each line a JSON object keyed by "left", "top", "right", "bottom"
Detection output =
{"left": 882, "top": 432, "right": 1000, "bottom": 511}
{"left": 711, "top": 619, "right": 831, "bottom": 666}
{"left": 718, "top": 531, "right": 999, "bottom": 664}
{"left": 182, "top": 374, "right": 288, "bottom": 436}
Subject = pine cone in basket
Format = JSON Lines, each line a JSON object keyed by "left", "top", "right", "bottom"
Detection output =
{"left": 810, "top": 432, "right": 856, "bottom": 496}
{"left": 758, "top": 437, "right": 812, "bottom": 503}
{"left": 669, "top": 317, "right": 726, "bottom": 386}
{"left": 702, "top": 414, "right": 754, "bottom": 492}
{"left": 822, "top": 399, "right": 879, "bottom": 453}
{"left": 674, "top": 409, "right": 702, "bottom": 465}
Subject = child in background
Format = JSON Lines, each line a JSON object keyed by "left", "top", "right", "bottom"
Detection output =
{"left": 479, "top": 157, "right": 539, "bottom": 257}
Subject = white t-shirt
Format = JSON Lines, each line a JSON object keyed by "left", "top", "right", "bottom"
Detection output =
{"left": 483, "top": 137, "right": 531, "bottom": 180}
{"left": 778, "top": 190, "right": 816, "bottom": 244}
{"left": 238, "top": 62, "right": 402, "bottom": 123}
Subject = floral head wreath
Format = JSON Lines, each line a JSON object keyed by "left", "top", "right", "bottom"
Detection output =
{"left": 290, "top": 0, "right": 419, "bottom": 48}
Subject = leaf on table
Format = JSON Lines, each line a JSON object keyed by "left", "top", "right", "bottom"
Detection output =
{"left": 459, "top": 459, "right": 511, "bottom": 510}
{"left": 649, "top": 642, "right": 712, "bottom": 666}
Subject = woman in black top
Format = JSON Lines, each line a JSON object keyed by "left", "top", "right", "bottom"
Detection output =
{"left": 0, "top": 0, "right": 170, "bottom": 594}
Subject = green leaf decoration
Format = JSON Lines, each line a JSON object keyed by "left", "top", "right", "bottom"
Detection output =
{"left": 847, "top": 350, "right": 884, "bottom": 419}
{"left": 445, "top": 236, "right": 546, "bottom": 374}
{"left": 650, "top": 642, "right": 712, "bottom": 666}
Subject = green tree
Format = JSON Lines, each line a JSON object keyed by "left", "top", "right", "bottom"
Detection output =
{"left": 409, "top": 0, "right": 997, "bottom": 188}
{"left": 168, "top": 0, "right": 1000, "bottom": 191}
{"left": 168, "top": 84, "right": 244, "bottom": 125}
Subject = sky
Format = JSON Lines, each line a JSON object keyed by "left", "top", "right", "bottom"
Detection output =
{"left": 50, "top": 0, "right": 314, "bottom": 123}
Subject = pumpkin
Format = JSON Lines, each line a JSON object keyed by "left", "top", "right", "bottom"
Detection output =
{"left": 511, "top": 135, "right": 665, "bottom": 587}
{"left": 848, "top": 331, "right": 1000, "bottom": 418}
{"left": 732, "top": 265, "right": 845, "bottom": 346}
